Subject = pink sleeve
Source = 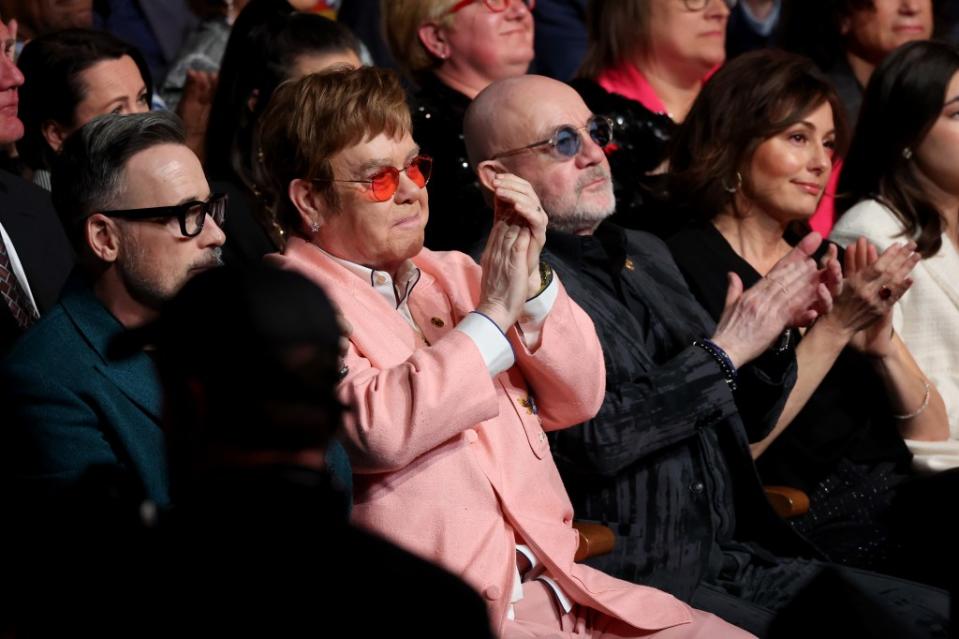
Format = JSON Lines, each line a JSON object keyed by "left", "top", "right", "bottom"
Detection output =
{"left": 510, "top": 278, "right": 606, "bottom": 432}
{"left": 338, "top": 329, "right": 501, "bottom": 473}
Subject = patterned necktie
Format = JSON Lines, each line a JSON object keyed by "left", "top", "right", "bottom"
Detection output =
{"left": 0, "top": 237, "right": 39, "bottom": 330}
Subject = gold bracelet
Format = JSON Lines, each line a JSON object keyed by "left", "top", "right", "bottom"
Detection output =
{"left": 892, "top": 380, "right": 931, "bottom": 420}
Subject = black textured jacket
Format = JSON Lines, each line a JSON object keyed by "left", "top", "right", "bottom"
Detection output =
{"left": 544, "top": 223, "right": 814, "bottom": 601}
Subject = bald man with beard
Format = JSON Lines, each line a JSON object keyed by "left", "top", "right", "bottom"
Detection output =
{"left": 463, "top": 75, "right": 950, "bottom": 637}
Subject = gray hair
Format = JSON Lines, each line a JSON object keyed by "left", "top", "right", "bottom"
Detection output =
{"left": 51, "top": 111, "right": 186, "bottom": 250}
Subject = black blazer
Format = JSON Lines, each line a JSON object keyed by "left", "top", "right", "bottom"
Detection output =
{"left": 0, "top": 169, "right": 74, "bottom": 354}
{"left": 544, "top": 224, "right": 814, "bottom": 601}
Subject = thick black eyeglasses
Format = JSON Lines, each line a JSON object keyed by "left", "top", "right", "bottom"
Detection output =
{"left": 490, "top": 116, "right": 614, "bottom": 161}
{"left": 100, "top": 193, "right": 228, "bottom": 238}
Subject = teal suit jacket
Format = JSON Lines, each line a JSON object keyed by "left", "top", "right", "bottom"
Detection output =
{"left": 2, "top": 274, "right": 169, "bottom": 505}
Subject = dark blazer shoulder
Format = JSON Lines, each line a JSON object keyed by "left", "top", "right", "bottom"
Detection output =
{"left": 0, "top": 170, "right": 74, "bottom": 312}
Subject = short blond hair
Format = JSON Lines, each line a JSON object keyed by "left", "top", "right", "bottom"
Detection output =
{"left": 381, "top": 0, "right": 458, "bottom": 79}
{"left": 255, "top": 67, "right": 412, "bottom": 235}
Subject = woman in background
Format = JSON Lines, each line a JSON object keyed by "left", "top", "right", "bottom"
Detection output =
{"left": 15, "top": 28, "right": 151, "bottom": 189}
{"left": 833, "top": 40, "right": 959, "bottom": 472}
{"left": 382, "top": 0, "right": 535, "bottom": 256}
{"left": 572, "top": 0, "right": 731, "bottom": 236}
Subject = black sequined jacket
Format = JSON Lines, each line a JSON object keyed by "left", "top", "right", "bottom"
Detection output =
{"left": 410, "top": 75, "right": 491, "bottom": 257}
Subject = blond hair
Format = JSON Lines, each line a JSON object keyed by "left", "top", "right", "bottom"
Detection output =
{"left": 381, "top": 0, "right": 459, "bottom": 79}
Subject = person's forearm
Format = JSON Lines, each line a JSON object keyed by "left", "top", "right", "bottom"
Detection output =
{"left": 750, "top": 320, "right": 850, "bottom": 458}
{"left": 872, "top": 335, "right": 949, "bottom": 441}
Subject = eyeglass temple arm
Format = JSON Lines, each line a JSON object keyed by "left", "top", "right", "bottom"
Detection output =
{"left": 489, "top": 139, "right": 551, "bottom": 161}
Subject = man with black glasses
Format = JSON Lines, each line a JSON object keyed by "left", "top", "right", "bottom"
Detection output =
{"left": 1, "top": 111, "right": 224, "bottom": 510}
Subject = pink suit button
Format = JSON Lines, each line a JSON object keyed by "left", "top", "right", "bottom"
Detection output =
{"left": 464, "top": 430, "right": 478, "bottom": 443}
{"left": 483, "top": 585, "right": 501, "bottom": 601}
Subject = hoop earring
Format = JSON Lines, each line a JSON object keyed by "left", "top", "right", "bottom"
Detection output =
{"left": 902, "top": 147, "right": 913, "bottom": 160}
{"left": 722, "top": 171, "right": 743, "bottom": 194}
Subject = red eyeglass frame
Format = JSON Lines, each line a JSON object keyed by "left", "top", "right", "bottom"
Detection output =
{"left": 444, "top": 0, "right": 535, "bottom": 17}
{"left": 311, "top": 155, "right": 433, "bottom": 203}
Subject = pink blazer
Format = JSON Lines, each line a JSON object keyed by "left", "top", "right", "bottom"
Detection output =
{"left": 266, "top": 238, "right": 692, "bottom": 634}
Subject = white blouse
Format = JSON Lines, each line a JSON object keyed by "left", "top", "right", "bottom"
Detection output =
{"left": 831, "top": 198, "right": 959, "bottom": 472}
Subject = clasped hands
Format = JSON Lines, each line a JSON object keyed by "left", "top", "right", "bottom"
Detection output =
{"left": 712, "top": 232, "right": 919, "bottom": 367}
{"left": 476, "top": 173, "right": 548, "bottom": 333}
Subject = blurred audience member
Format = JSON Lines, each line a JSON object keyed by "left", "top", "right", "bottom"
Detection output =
{"left": 159, "top": 0, "right": 252, "bottom": 111}
{"left": 0, "top": 14, "right": 73, "bottom": 355}
{"left": 0, "top": 0, "right": 93, "bottom": 51}
{"left": 572, "top": 0, "right": 730, "bottom": 237}
{"left": 834, "top": 41, "right": 959, "bottom": 472}
{"left": 94, "top": 0, "right": 197, "bottom": 85}
{"left": 155, "top": 266, "right": 353, "bottom": 516}
{"left": 338, "top": 0, "right": 397, "bottom": 68}
{"left": 778, "top": 0, "right": 935, "bottom": 128}
{"left": 0, "top": 112, "right": 224, "bottom": 509}
{"left": 667, "top": 50, "right": 948, "bottom": 572}
{"left": 205, "top": 1, "right": 360, "bottom": 266}
{"left": 16, "top": 28, "right": 152, "bottom": 190}
{"left": 256, "top": 66, "right": 748, "bottom": 638}
{"left": 531, "top": 0, "right": 587, "bottom": 81}
{"left": 383, "top": 0, "right": 535, "bottom": 256}
{"left": 726, "top": 0, "right": 781, "bottom": 58}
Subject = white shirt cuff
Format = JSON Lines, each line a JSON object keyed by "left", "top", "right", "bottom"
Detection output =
{"left": 521, "top": 276, "right": 558, "bottom": 323}
{"left": 516, "top": 278, "right": 558, "bottom": 351}
{"left": 456, "top": 312, "right": 515, "bottom": 376}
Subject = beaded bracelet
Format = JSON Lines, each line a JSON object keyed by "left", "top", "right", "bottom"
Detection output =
{"left": 693, "top": 338, "right": 738, "bottom": 392}
{"left": 892, "top": 380, "right": 931, "bottom": 420}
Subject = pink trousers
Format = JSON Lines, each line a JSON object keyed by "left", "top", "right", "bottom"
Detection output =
{"left": 501, "top": 580, "right": 756, "bottom": 639}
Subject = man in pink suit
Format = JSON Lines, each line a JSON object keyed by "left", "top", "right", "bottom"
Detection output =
{"left": 256, "top": 66, "right": 753, "bottom": 638}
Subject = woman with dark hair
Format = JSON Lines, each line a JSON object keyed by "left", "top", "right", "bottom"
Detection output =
{"left": 832, "top": 41, "right": 959, "bottom": 471}
{"left": 203, "top": 0, "right": 361, "bottom": 267}
{"left": 570, "top": 0, "right": 731, "bottom": 236}
{"left": 667, "top": 49, "right": 948, "bottom": 571}
{"left": 777, "top": 0, "right": 938, "bottom": 236}
{"left": 15, "top": 28, "right": 152, "bottom": 189}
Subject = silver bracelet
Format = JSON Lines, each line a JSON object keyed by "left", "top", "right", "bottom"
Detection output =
{"left": 892, "top": 380, "right": 931, "bottom": 420}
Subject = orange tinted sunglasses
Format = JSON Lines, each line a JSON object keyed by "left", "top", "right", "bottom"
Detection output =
{"left": 313, "top": 155, "right": 433, "bottom": 202}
